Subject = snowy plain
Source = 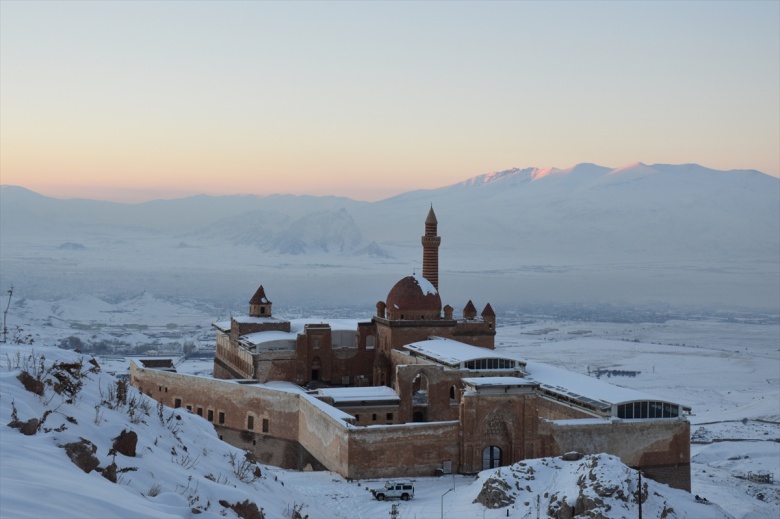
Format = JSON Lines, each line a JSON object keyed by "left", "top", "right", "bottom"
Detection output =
{"left": 0, "top": 294, "right": 777, "bottom": 518}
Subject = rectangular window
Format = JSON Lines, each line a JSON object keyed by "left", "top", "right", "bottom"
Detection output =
{"left": 197, "top": 407, "right": 203, "bottom": 417}
{"left": 372, "top": 414, "right": 377, "bottom": 421}
{"left": 186, "top": 405, "right": 192, "bottom": 411}
{"left": 355, "top": 414, "right": 360, "bottom": 422}
{"left": 207, "top": 409, "right": 214, "bottom": 422}
{"left": 386, "top": 413, "right": 393, "bottom": 421}
{"left": 174, "top": 398, "right": 182, "bottom": 408}
{"left": 218, "top": 412, "right": 225, "bottom": 425}
{"left": 262, "top": 418, "right": 269, "bottom": 433}
{"left": 247, "top": 415, "right": 254, "bottom": 430}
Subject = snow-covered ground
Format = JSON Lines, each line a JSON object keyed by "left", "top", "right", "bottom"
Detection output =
{"left": 1, "top": 294, "right": 778, "bottom": 518}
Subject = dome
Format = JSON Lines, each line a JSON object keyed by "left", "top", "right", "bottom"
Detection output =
{"left": 385, "top": 274, "right": 441, "bottom": 320}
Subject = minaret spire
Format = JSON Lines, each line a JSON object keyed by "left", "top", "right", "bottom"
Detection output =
{"left": 421, "top": 205, "right": 441, "bottom": 291}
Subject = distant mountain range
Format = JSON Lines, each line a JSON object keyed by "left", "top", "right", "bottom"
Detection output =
{"left": 4, "top": 162, "right": 776, "bottom": 259}
{"left": 1, "top": 163, "right": 778, "bottom": 308}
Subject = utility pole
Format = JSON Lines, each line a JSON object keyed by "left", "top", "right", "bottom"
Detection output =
{"left": 1, "top": 285, "right": 12, "bottom": 343}
{"left": 637, "top": 468, "right": 643, "bottom": 519}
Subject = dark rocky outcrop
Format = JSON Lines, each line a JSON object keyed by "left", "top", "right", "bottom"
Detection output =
{"left": 219, "top": 499, "right": 264, "bottom": 519}
{"left": 17, "top": 371, "right": 44, "bottom": 396}
{"left": 111, "top": 429, "right": 137, "bottom": 457}
{"left": 61, "top": 438, "right": 100, "bottom": 473}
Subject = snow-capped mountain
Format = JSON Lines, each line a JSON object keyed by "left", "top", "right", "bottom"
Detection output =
{"left": 1, "top": 163, "right": 777, "bottom": 309}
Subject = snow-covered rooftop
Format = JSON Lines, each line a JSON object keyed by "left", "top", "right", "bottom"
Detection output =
{"left": 404, "top": 338, "right": 523, "bottom": 367}
{"left": 233, "top": 315, "right": 289, "bottom": 325}
{"left": 317, "top": 386, "right": 400, "bottom": 404}
{"left": 525, "top": 361, "right": 680, "bottom": 408}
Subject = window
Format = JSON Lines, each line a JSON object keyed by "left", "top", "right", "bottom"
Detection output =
{"left": 372, "top": 414, "right": 377, "bottom": 421}
{"left": 616, "top": 401, "right": 679, "bottom": 420}
{"left": 355, "top": 414, "right": 360, "bottom": 422}
{"left": 366, "top": 335, "right": 375, "bottom": 350}
{"left": 218, "top": 412, "right": 225, "bottom": 425}
{"left": 464, "top": 358, "right": 514, "bottom": 370}
{"left": 450, "top": 386, "right": 457, "bottom": 403}
{"left": 186, "top": 405, "right": 192, "bottom": 411}
{"left": 386, "top": 413, "right": 393, "bottom": 421}
{"left": 197, "top": 407, "right": 203, "bottom": 417}
{"left": 247, "top": 415, "right": 254, "bottom": 430}
{"left": 207, "top": 409, "right": 214, "bottom": 422}
{"left": 174, "top": 398, "right": 182, "bottom": 408}
{"left": 262, "top": 418, "right": 269, "bottom": 433}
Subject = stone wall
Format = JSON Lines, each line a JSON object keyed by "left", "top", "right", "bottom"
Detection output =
{"left": 345, "top": 421, "right": 461, "bottom": 479}
{"left": 538, "top": 418, "right": 691, "bottom": 491}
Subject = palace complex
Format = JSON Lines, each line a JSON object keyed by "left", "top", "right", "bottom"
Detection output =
{"left": 130, "top": 207, "right": 691, "bottom": 490}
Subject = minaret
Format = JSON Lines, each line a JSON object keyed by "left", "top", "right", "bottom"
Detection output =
{"left": 421, "top": 205, "right": 441, "bottom": 291}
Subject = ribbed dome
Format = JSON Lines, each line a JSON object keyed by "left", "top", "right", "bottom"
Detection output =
{"left": 385, "top": 275, "right": 441, "bottom": 320}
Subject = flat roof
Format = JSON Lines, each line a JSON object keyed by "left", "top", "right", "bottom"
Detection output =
{"left": 525, "top": 361, "right": 680, "bottom": 408}
{"left": 404, "top": 338, "right": 523, "bottom": 367}
{"left": 318, "top": 386, "right": 400, "bottom": 404}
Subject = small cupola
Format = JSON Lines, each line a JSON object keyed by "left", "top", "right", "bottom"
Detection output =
{"left": 249, "top": 285, "right": 272, "bottom": 317}
{"left": 463, "top": 300, "right": 477, "bottom": 320}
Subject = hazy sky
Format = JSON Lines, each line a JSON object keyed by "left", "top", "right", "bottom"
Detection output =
{"left": 1, "top": 1, "right": 778, "bottom": 202}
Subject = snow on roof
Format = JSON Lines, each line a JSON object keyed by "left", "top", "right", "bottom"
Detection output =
{"left": 525, "top": 361, "right": 678, "bottom": 407}
{"left": 289, "top": 318, "right": 360, "bottom": 333}
{"left": 213, "top": 320, "right": 231, "bottom": 331}
{"left": 318, "top": 386, "right": 400, "bottom": 404}
{"left": 462, "top": 377, "right": 537, "bottom": 388}
{"left": 412, "top": 274, "right": 437, "bottom": 295}
{"left": 300, "top": 393, "right": 356, "bottom": 424}
{"left": 241, "top": 330, "right": 297, "bottom": 347}
{"left": 233, "top": 315, "right": 288, "bottom": 325}
{"left": 404, "top": 338, "right": 522, "bottom": 366}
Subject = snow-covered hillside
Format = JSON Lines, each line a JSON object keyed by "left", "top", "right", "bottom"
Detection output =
{"left": 0, "top": 343, "right": 733, "bottom": 519}
{"left": 1, "top": 294, "right": 778, "bottom": 518}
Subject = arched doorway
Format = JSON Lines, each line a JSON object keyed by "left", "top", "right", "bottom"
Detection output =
{"left": 482, "top": 446, "right": 502, "bottom": 470}
{"left": 412, "top": 373, "right": 429, "bottom": 422}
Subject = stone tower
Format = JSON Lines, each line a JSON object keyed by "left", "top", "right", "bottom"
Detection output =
{"left": 421, "top": 206, "right": 441, "bottom": 291}
{"left": 249, "top": 285, "right": 272, "bottom": 317}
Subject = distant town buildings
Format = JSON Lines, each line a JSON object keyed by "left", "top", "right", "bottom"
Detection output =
{"left": 131, "top": 207, "right": 690, "bottom": 490}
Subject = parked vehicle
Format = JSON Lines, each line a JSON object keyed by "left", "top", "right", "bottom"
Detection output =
{"left": 371, "top": 481, "right": 415, "bottom": 501}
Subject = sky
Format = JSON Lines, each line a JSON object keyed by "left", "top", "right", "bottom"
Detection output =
{"left": 1, "top": 1, "right": 778, "bottom": 203}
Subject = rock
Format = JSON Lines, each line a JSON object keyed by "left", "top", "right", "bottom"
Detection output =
{"left": 8, "top": 418, "right": 40, "bottom": 436}
{"left": 101, "top": 461, "right": 118, "bottom": 483}
{"left": 473, "top": 476, "right": 515, "bottom": 509}
{"left": 219, "top": 500, "right": 265, "bottom": 519}
{"left": 17, "top": 371, "right": 44, "bottom": 396}
{"left": 61, "top": 438, "right": 100, "bottom": 473}
{"left": 562, "top": 451, "right": 584, "bottom": 461}
{"left": 111, "top": 429, "right": 137, "bottom": 457}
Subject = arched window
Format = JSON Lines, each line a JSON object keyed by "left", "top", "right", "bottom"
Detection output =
{"left": 482, "top": 446, "right": 502, "bottom": 470}
{"left": 449, "top": 385, "right": 457, "bottom": 403}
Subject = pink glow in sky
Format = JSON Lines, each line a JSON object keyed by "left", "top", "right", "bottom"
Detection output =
{"left": 1, "top": 1, "right": 778, "bottom": 202}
